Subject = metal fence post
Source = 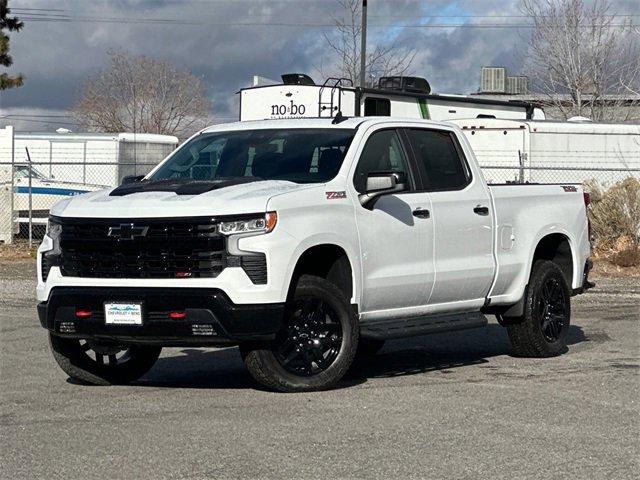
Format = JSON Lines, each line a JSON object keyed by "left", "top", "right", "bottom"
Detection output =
{"left": 10, "top": 130, "right": 15, "bottom": 243}
{"left": 518, "top": 150, "right": 525, "bottom": 184}
{"left": 25, "top": 147, "right": 33, "bottom": 249}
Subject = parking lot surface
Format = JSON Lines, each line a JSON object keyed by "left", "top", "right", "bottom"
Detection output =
{"left": 1, "top": 261, "right": 638, "bottom": 479}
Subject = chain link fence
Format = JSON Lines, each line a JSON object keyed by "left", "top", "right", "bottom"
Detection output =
{"left": 0, "top": 157, "right": 166, "bottom": 245}
{"left": 2, "top": 159, "right": 639, "bottom": 247}
{"left": 481, "top": 165, "right": 640, "bottom": 186}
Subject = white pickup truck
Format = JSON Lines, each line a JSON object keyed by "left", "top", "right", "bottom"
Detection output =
{"left": 37, "top": 117, "right": 592, "bottom": 392}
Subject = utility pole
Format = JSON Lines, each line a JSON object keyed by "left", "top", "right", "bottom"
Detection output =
{"left": 359, "top": 0, "right": 367, "bottom": 88}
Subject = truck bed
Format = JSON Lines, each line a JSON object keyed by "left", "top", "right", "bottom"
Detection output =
{"left": 487, "top": 183, "right": 590, "bottom": 306}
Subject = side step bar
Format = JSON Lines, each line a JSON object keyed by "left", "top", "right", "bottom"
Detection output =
{"left": 360, "top": 311, "right": 488, "bottom": 340}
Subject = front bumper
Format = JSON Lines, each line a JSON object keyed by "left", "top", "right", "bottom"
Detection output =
{"left": 38, "top": 287, "right": 285, "bottom": 347}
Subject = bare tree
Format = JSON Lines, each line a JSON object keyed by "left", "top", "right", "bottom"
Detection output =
{"left": 321, "top": 0, "right": 416, "bottom": 86}
{"left": 74, "top": 52, "right": 212, "bottom": 137}
{"left": 620, "top": 25, "right": 640, "bottom": 97}
{"left": 522, "top": 0, "right": 640, "bottom": 121}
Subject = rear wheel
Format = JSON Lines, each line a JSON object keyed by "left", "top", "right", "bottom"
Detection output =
{"left": 49, "top": 334, "right": 161, "bottom": 385}
{"left": 506, "top": 260, "right": 571, "bottom": 357}
{"left": 241, "top": 275, "right": 358, "bottom": 392}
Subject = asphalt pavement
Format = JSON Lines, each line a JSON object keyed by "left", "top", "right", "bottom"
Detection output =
{"left": 1, "top": 261, "right": 638, "bottom": 479}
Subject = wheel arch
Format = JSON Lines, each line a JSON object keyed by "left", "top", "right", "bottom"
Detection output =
{"left": 493, "top": 231, "right": 577, "bottom": 320}
{"left": 288, "top": 243, "right": 357, "bottom": 306}
{"left": 531, "top": 232, "right": 575, "bottom": 288}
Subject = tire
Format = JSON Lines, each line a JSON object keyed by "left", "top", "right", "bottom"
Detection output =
{"left": 506, "top": 260, "right": 571, "bottom": 357}
{"left": 49, "top": 334, "right": 161, "bottom": 385}
{"left": 356, "top": 338, "right": 385, "bottom": 357}
{"left": 241, "top": 274, "right": 359, "bottom": 392}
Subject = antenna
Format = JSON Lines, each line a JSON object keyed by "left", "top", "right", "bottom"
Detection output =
{"left": 332, "top": 111, "right": 348, "bottom": 124}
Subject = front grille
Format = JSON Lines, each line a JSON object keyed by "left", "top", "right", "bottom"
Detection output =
{"left": 58, "top": 217, "right": 227, "bottom": 279}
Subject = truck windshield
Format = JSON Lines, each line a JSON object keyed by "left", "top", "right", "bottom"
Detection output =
{"left": 150, "top": 128, "right": 355, "bottom": 184}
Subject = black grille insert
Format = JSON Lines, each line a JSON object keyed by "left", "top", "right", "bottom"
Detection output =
{"left": 58, "top": 217, "right": 226, "bottom": 279}
{"left": 241, "top": 254, "right": 268, "bottom": 284}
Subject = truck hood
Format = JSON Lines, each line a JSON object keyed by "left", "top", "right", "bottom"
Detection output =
{"left": 50, "top": 180, "right": 312, "bottom": 218}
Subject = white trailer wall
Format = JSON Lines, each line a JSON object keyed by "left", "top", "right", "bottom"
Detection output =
{"left": 0, "top": 126, "right": 15, "bottom": 243}
{"left": 452, "top": 119, "right": 640, "bottom": 185}
{"left": 13, "top": 132, "right": 178, "bottom": 188}
{"left": 527, "top": 123, "right": 640, "bottom": 184}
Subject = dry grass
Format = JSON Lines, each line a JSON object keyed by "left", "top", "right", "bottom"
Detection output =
{"left": 591, "top": 259, "right": 640, "bottom": 278}
{"left": 0, "top": 241, "right": 38, "bottom": 262}
{"left": 585, "top": 177, "right": 640, "bottom": 267}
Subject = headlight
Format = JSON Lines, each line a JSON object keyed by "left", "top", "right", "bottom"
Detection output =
{"left": 219, "top": 212, "right": 277, "bottom": 236}
{"left": 42, "top": 217, "right": 62, "bottom": 282}
{"left": 46, "top": 217, "right": 62, "bottom": 241}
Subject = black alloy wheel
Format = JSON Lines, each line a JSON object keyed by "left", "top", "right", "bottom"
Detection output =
{"left": 49, "top": 333, "right": 161, "bottom": 385}
{"left": 274, "top": 296, "right": 343, "bottom": 376}
{"left": 506, "top": 260, "right": 572, "bottom": 358}
{"left": 240, "top": 274, "right": 359, "bottom": 392}
{"left": 537, "top": 276, "right": 568, "bottom": 342}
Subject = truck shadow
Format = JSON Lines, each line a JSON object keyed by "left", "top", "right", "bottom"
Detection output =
{"left": 137, "top": 324, "right": 588, "bottom": 390}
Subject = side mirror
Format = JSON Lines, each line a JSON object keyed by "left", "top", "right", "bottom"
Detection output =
{"left": 359, "top": 171, "right": 406, "bottom": 209}
{"left": 121, "top": 175, "right": 145, "bottom": 185}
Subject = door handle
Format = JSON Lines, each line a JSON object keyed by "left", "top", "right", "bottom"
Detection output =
{"left": 473, "top": 205, "right": 489, "bottom": 216}
{"left": 412, "top": 208, "right": 430, "bottom": 219}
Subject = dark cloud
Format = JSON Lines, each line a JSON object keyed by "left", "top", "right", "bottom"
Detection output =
{"left": 1, "top": 0, "right": 636, "bottom": 131}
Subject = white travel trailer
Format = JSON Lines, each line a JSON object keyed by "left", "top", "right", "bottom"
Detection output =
{"left": 450, "top": 118, "right": 640, "bottom": 185}
{"left": 0, "top": 129, "right": 179, "bottom": 226}
{"left": 239, "top": 74, "right": 546, "bottom": 122}
{"left": 12, "top": 131, "right": 179, "bottom": 186}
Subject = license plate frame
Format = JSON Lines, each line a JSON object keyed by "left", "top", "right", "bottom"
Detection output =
{"left": 104, "top": 302, "right": 144, "bottom": 326}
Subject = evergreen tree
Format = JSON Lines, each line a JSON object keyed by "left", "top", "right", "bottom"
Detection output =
{"left": 0, "top": 0, "right": 24, "bottom": 90}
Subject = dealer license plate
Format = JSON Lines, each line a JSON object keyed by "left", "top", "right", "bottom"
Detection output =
{"left": 104, "top": 302, "right": 143, "bottom": 325}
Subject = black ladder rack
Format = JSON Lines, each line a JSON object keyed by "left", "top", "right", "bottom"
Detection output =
{"left": 317, "top": 77, "right": 353, "bottom": 117}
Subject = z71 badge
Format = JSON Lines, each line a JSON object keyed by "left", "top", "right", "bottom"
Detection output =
{"left": 326, "top": 191, "right": 347, "bottom": 199}
{"left": 561, "top": 185, "right": 578, "bottom": 192}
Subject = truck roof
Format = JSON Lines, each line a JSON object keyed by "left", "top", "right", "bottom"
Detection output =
{"left": 200, "top": 116, "right": 451, "bottom": 133}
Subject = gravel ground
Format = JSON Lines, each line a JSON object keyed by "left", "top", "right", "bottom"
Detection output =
{"left": 0, "top": 261, "right": 638, "bottom": 479}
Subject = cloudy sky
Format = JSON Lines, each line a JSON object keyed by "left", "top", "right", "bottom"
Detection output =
{"left": 1, "top": 0, "right": 637, "bottom": 132}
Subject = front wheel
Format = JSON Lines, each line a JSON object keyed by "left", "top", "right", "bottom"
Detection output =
{"left": 49, "top": 334, "right": 161, "bottom": 385}
{"left": 506, "top": 260, "right": 571, "bottom": 357}
{"left": 241, "top": 275, "right": 359, "bottom": 392}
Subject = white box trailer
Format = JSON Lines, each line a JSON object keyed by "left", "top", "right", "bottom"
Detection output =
{"left": 239, "top": 75, "right": 546, "bottom": 123}
{"left": 12, "top": 131, "right": 179, "bottom": 187}
{"left": 1, "top": 130, "right": 179, "bottom": 226}
{"left": 450, "top": 118, "right": 640, "bottom": 185}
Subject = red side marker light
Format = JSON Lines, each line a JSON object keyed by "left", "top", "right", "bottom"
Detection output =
{"left": 175, "top": 272, "right": 192, "bottom": 278}
{"left": 75, "top": 309, "right": 93, "bottom": 318}
{"left": 169, "top": 311, "right": 187, "bottom": 320}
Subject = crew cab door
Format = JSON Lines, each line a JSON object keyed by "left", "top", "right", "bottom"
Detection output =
{"left": 403, "top": 127, "right": 495, "bottom": 310}
{"left": 352, "top": 127, "right": 435, "bottom": 315}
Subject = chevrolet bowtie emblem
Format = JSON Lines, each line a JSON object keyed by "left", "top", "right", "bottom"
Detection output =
{"left": 107, "top": 223, "right": 149, "bottom": 241}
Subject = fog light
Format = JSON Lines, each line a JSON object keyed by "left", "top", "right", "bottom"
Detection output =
{"left": 75, "top": 309, "right": 93, "bottom": 318}
{"left": 169, "top": 311, "right": 187, "bottom": 320}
